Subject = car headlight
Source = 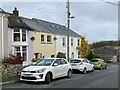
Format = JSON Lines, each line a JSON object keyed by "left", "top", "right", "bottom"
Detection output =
{"left": 36, "top": 68, "right": 46, "bottom": 73}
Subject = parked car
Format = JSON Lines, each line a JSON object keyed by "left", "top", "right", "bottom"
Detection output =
{"left": 70, "top": 58, "right": 94, "bottom": 74}
{"left": 20, "top": 58, "right": 72, "bottom": 84}
{"left": 90, "top": 58, "right": 107, "bottom": 70}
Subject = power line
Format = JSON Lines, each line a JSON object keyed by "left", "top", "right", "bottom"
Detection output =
{"left": 99, "top": 0, "right": 120, "bottom": 6}
{"left": 46, "top": 3, "right": 63, "bottom": 20}
{"left": 23, "top": 2, "right": 56, "bottom": 16}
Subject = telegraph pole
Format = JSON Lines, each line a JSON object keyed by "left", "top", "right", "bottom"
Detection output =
{"left": 67, "top": 0, "right": 70, "bottom": 62}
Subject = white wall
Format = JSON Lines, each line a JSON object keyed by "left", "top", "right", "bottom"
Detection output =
{"left": 56, "top": 35, "right": 79, "bottom": 59}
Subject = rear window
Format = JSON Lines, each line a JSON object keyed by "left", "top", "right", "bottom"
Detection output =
{"left": 91, "top": 60, "right": 99, "bottom": 62}
{"left": 70, "top": 60, "right": 81, "bottom": 63}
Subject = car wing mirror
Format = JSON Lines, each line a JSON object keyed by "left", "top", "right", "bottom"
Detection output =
{"left": 53, "top": 63, "right": 58, "bottom": 66}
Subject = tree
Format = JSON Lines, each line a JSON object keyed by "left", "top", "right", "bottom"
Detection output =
{"left": 76, "top": 36, "right": 90, "bottom": 58}
{"left": 56, "top": 52, "right": 66, "bottom": 59}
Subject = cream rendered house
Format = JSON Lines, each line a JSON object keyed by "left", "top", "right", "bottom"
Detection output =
{"left": 22, "top": 18, "right": 56, "bottom": 59}
{"left": 32, "top": 18, "right": 81, "bottom": 59}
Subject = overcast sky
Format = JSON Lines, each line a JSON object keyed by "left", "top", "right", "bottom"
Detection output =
{"left": 1, "top": 1, "right": 119, "bottom": 43}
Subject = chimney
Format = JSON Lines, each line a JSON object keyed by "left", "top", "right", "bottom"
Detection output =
{"left": 13, "top": 7, "right": 19, "bottom": 16}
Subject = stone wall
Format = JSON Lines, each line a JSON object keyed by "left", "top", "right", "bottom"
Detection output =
{"left": 1, "top": 64, "right": 22, "bottom": 77}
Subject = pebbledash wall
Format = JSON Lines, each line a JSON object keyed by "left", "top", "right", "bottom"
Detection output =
{"left": 56, "top": 35, "right": 79, "bottom": 59}
{"left": 8, "top": 28, "right": 34, "bottom": 61}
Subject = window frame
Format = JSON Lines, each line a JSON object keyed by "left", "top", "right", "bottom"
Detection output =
{"left": 13, "top": 28, "right": 27, "bottom": 42}
{"left": 47, "top": 35, "right": 52, "bottom": 43}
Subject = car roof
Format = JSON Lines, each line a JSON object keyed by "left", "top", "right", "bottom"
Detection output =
{"left": 41, "top": 58, "right": 66, "bottom": 60}
{"left": 70, "top": 58, "right": 87, "bottom": 61}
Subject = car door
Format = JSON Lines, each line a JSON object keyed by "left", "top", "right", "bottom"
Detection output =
{"left": 60, "top": 59, "right": 69, "bottom": 76}
{"left": 52, "top": 59, "right": 62, "bottom": 78}
{"left": 83, "top": 59, "right": 89, "bottom": 71}
{"left": 86, "top": 59, "right": 93, "bottom": 70}
{"left": 100, "top": 59, "right": 105, "bottom": 68}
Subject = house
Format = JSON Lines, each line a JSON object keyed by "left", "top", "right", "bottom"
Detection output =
{"left": 0, "top": 8, "right": 11, "bottom": 60}
{"left": 8, "top": 8, "right": 34, "bottom": 61}
{"left": 16, "top": 17, "right": 81, "bottom": 59}
{"left": 21, "top": 17, "right": 56, "bottom": 59}
{"left": 32, "top": 18, "right": 81, "bottom": 59}
{"left": 1, "top": 7, "right": 81, "bottom": 61}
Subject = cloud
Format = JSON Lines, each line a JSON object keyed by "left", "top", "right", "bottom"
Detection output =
{"left": 2, "top": 2, "right": 118, "bottom": 43}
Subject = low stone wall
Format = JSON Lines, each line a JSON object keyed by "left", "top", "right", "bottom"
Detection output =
{"left": 1, "top": 64, "right": 22, "bottom": 77}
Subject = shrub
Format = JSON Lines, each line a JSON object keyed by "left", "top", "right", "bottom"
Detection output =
{"left": 2, "top": 57, "right": 9, "bottom": 64}
{"left": 32, "top": 58, "right": 40, "bottom": 62}
{"left": 8, "top": 55, "right": 23, "bottom": 64}
{"left": 56, "top": 52, "right": 66, "bottom": 59}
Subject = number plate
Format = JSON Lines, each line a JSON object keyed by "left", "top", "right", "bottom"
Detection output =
{"left": 23, "top": 74, "right": 32, "bottom": 77}
{"left": 72, "top": 64, "right": 77, "bottom": 66}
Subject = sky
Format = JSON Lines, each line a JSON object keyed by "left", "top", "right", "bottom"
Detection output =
{"left": 0, "top": 0, "right": 119, "bottom": 43}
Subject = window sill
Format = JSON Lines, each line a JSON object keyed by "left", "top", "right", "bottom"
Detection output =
{"left": 47, "top": 42, "right": 52, "bottom": 44}
{"left": 41, "top": 42, "right": 46, "bottom": 44}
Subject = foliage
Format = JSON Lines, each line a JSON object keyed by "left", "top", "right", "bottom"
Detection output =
{"left": 56, "top": 52, "right": 66, "bottom": 59}
{"left": 2, "top": 57, "right": 9, "bottom": 63}
{"left": 86, "top": 50, "right": 100, "bottom": 60}
{"left": 8, "top": 55, "right": 23, "bottom": 64}
{"left": 76, "top": 36, "right": 91, "bottom": 58}
{"left": 32, "top": 58, "right": 40, "bottom": 62}
{"left": 2, "top": 55, "right": 23, "bottom": 64}
{"left": 91, "top": 40, "right": 119, "bottom": 49}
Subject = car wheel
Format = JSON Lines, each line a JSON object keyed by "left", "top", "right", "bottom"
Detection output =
{"left": 45, "top": 73, "right": 51, "bottom": 84}
{"left": 92, "top": 67, "right": 95, "bottom": 72}
{"left": 67, "top": 69, "right": 72, "bottom": 78}
{"left": 100, "top": 66, "right": 103, "bottom": 70}
{"left": 105, "top": 65, "right": 107, "bottom": 69}
{"left": 83, "top": 68, "right": 87, "bottom": 74}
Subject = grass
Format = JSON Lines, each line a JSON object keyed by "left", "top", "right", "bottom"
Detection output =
{"left": 1, "top": 75, "right": 20, "bottom": 82}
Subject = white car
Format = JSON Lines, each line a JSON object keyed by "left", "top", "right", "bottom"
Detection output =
{"left": 20, "top": 58, "right": 72, "bottom": 84}
{"left": 70, "top": 58, "right": 94, "bottom": 74}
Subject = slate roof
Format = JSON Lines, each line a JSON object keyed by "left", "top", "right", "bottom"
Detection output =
{"left": 0, "top": 8, "right": 12, "bottom": 15}
{"left": 32, "top": 18, "right": 80, "bottom": 37}
{"left": 8, "top": 15, "right": 33, "bottom": 31}
{"left": 21, "top": 17, "right": 52, "bottom": 33}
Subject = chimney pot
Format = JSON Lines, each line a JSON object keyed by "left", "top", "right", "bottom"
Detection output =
{"left": 13, "top": 7, "right": 19, "bottom": 16}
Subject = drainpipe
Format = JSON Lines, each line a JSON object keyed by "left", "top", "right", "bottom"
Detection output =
{"left": 1, "top": 14, "right": 4, "bottom": 59}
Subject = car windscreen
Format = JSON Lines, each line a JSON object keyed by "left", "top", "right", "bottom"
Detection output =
{"left": 70, "top": 60, "right": 81, "bottom": 63}
{"left": 90, "top": 60, "right": 99, "bottom": 62}
{"left": 33, "top": 59, "right": 54, "bottom": 66}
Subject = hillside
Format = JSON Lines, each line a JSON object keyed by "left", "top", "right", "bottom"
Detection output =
{"left": 90, "top": 41, "right": 119, "bottom": 49}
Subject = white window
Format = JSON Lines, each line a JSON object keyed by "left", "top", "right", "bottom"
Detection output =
{"left": 47, "top": 35, "right": 52, "bottom": 43}
{"left": 13, "top": 29, "right": 20, "bottom": 42}
{"left": 41, "top": 34, "right": 45, "bottom": 43}
{"left": 71, "top": 38, "right": 74, "bottom": 46}
{"left": 62, "top": 37, "right": 66, "bottom": 46}
{"left": 13, "top": 46, "right": 27, "bottom": 61}
{"left": 13, "top": 29, "right": 27, "bottom": 42}
{"left": 22, "top": 29, "right": 27, "bottom": 42}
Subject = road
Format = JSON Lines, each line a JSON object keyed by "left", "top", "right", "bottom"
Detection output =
{"left": 2, "top": 63, "right": 119, "bottom": 89}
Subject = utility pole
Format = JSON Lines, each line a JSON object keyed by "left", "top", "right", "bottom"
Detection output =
{"left": 67, "top": 0, "right": 70, "bottom": 62}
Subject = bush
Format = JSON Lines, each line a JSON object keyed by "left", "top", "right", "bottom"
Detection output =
{"left": 32, "top": 58, "right": 40, "bottom": 62}
{"left": 8, "top": 55, "right": 23, "bottom": 64}
{"left": 2, "top": 57, "right": 9, "bottom": 63}
{"left": 56, "top": 52, "right": 66, "bottom": 59}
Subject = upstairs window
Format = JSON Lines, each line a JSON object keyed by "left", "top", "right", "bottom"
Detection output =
{"left": 78, "top": 39, "right": 80, "bottom": 46}
{"left": 62, "top": 37, "right": 66, "bottom": 46}
{"left": 22, "top": 29, "right": 27, "bottom": 42}
{"left": 71, "top": 38, "right": 74, "bottom": 46}
{"left": 13, "top": 29, "right": 27, "bottom": 42}
{"left": 47, "top": 35, "right": 51, "bottom": 43}
{"left": 41, "top": 34, "right": 45, "bottom": 43}
{"left": 14, "top": 29, "right": 20, "bottom": 42}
